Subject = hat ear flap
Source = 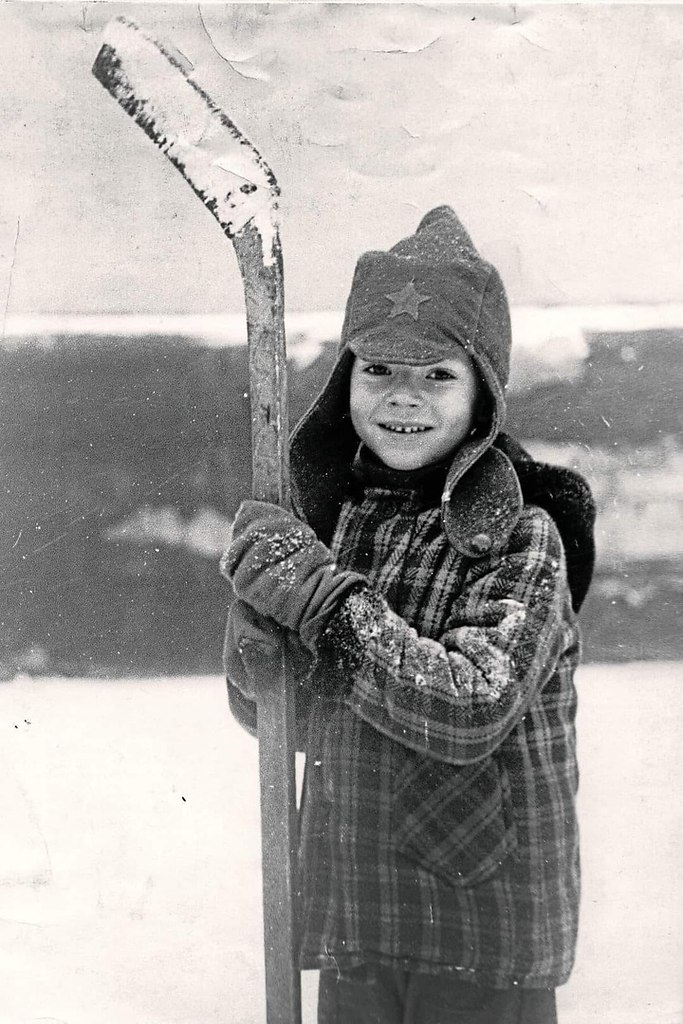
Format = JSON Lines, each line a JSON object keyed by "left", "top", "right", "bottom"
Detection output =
{"left": 442, "top": 447, "right": 523, "bottom": 559}
{"left": 289, "top": 348, "right": 357, "bottom": 545}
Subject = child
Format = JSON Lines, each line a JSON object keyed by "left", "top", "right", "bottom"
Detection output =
{"left": 221, "top": 206, "right": 595, "bottom": 1024}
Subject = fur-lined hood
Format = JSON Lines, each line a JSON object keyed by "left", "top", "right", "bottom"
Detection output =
{"left": 289, "top": 207, "right": 596, "bottom": 611}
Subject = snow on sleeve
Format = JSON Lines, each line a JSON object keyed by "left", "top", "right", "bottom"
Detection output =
{"left": 322, "top": 507, "right": 575, "bottom": 765}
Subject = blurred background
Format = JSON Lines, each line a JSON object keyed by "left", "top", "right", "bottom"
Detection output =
{"left": 1, "top": 2, "right": 681, "bottom": 676}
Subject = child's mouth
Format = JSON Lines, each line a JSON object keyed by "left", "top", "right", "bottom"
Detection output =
{"left": 378, "top": 423, "right": 432, "bottom": 435}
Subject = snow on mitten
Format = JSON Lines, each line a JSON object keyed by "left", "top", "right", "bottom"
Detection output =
{"left": 223, "top": 598, "right": 312, "bottom": 702}
{"left": 220, "top": 501, "right": 366, "bottom": 652}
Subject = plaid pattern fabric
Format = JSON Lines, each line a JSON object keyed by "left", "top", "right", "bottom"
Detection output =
{"left": 297, "top": 484, "right": 581, "bottom": 988}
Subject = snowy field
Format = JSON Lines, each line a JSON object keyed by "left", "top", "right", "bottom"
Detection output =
{"left": 1, "top": 665, "right": 681, "bottom": 1024}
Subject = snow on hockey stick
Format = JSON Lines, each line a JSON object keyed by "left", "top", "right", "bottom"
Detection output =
{"left": 93, "top": 18, "right": 300, "bottom": 1024}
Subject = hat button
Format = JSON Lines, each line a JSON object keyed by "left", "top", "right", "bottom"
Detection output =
{"left": 470, "top": 532, "right": 492, "bottom": 555}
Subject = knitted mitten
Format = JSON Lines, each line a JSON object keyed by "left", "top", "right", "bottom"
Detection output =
{"left": 221, "top": 500, "right": 366, "bottom": 652}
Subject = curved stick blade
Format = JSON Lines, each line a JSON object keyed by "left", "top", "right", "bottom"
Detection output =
{"left": 92, "top": 16, "right": 280, "bottom": 265}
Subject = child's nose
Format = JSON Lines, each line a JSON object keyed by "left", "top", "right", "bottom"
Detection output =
{"left": 388, "top": 389, "right": 421, "bottom": 407}
{"left": 387, "top": 380, "right": 422, "bottom": 406}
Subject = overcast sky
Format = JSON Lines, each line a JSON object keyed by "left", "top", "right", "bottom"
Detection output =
{"left": 1, "top": 3, "right": 682, "bottom": 317}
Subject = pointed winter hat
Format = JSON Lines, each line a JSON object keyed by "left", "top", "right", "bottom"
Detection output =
{"left": 343, "top": 205, "right": 511, "bottom": 434}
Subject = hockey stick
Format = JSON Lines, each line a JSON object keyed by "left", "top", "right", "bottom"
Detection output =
{"left": 92, "top": 19, "right": 301, "bottom": 1024}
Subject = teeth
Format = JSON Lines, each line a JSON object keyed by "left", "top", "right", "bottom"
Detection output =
{"left": 381, "top": 424, "right": 430, "bottom": 434}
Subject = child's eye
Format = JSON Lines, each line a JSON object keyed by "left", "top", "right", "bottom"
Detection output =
{"left": 426, "top": 368, "right": 457, "bottom": 381}
{"left": 363, "top": 363, "right": 391, "bottom": 376}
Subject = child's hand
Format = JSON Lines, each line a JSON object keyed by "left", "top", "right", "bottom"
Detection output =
{"left": 224, "top": 599, "right": 312, "bottom": 702}
{"left": 220, "top": 500, "right": 365, "bottom": 651}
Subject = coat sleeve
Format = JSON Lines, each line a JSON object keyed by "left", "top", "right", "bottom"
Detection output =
{"left": 320, "top": 506, "right": 578, "bottom": 765}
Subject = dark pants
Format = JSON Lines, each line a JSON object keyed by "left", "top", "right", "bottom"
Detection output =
{"left": 318, "top": 966, "right": 558, "bottom": 1024}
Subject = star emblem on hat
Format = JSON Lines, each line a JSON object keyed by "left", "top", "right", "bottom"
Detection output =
{"left": 385, "top": 280, "right": 431, "bottom": 320}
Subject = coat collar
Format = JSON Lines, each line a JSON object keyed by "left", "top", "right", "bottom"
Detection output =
{"left": 350, "top": 444, "right": 449, "bottom": 506}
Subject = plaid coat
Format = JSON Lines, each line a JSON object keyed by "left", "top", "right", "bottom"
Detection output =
{"left": 293, "top": 465, "right": 582, "bottom": 989}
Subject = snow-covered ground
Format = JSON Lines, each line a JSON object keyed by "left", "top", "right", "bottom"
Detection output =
{"left": 1, "top": 665, "right": 681, "bottom": 1024}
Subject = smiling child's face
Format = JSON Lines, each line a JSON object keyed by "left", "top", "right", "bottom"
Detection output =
{"left": 349, "top": 348, "right": 483, "bottom": 471}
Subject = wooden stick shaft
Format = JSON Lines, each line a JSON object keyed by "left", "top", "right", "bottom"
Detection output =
{"left": 234, "top": 231, "right": 290, "bottom": 509}
{"left": 256, "top": 647, "right": 301, "bottom": 1024}
{"left": 234, "top": 229, "right": 301, "bottom": 1024}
